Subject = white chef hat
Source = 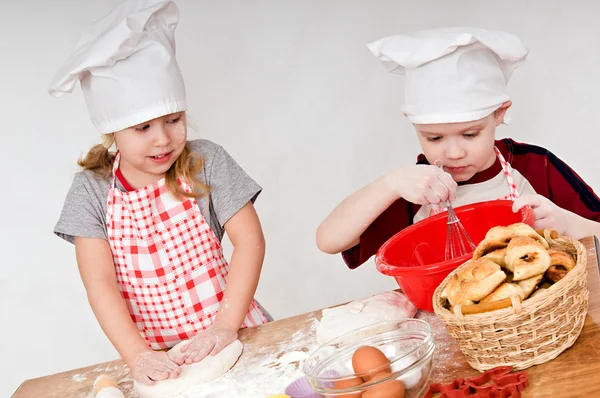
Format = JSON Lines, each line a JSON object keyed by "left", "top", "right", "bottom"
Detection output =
{"left": 367, "top": 27, "right": 529, "bottom": 124}
{"left": 48, "top": 0, "right": 186, "bottom": 134}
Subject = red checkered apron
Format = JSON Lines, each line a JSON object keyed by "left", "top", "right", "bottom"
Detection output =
{"left": 105, "top": 153, "right": 268, "bottom": 349}
{"left": 430, "top": 146, "right": 520, "bottom": 216}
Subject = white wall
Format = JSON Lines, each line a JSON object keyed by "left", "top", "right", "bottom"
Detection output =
{"left": 3, "top": 0, "right": 600, "bottom": 395}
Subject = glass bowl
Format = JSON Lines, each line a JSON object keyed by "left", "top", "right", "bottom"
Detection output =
{"left": 302, "top": 319, "right": 435, "bottom": 397}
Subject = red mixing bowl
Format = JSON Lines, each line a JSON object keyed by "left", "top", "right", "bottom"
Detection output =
{"left": 375, "top": 200, "right": 535, "bottom": 312}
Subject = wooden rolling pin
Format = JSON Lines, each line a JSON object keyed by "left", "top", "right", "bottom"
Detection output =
{"left": 93, "top": 374, "right": 125, "bottom": 398}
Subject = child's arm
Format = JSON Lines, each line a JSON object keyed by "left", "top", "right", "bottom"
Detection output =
{"left": 176, "top": 201, "right": 265, "bottom": 364}
{"left": 513, "top": 195, "right": 600, "bottom": 239}
{"left": 75, "top": 237, "right": 180, "bottom": 385}
{"left": 316, "top": 165, "right": 457, "bottom": 254}
{"left": 563, "top": 210, "right": 600, "bottom": 238}
{"left": 316, "top": 176, "right": 400, "bottom": 254}
{"left": 507, "top": 143, "right": 600, "bottom": 239}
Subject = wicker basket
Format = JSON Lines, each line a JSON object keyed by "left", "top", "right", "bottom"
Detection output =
{"left": 433, "top": 236, "right": 589, "bottom": 371}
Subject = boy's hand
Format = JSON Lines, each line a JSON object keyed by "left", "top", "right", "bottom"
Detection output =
{"left": 512, "top": 194, "right": 567, "bottom": 235}
{"left": 130, "top": 349, "right": 180, "bottom": 386}
{"left": 382, "top": 164, "right": 457, "bottom": 205}
{"left": 172, "top": 322, "right": 238, "bottom": 365}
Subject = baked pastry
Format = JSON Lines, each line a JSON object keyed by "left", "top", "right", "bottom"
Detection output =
{"left": 505, "top": 236, "right": 551, "bottom": 281}
{"left": 485, "top": 226, "right": 516, "bottom": 244}
{"left": 441, "top": 258, "right": 507, "bottom": 306}
{"left": 530, "top": 282, "right": 553, "bottom": 298}
{"left": 483, "top": 247, "right": 507, "bottom": 268}
{"left": 480, "top": 282, "right": 524, "bottom": 303}
{"left": 546, "top": 249, "right": 576, "bottom": 283}
{"left": 517, "top": 273, "right": 545, "bottom": 299}
{"left": 473, "top": 239, "right": 509, "bottom": 260}
{"left": 507, "top": 222, "right": 550, "bottom": 249}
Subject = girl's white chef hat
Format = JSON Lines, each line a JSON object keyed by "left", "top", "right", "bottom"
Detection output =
{"left": 48, "top": 0, "right": 186, "bottom": 134}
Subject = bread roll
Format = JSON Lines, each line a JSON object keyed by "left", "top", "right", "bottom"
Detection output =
{"left": 485, "top": 226, "right": 516, "bottom": 244}
{"left": 508, "top": 222, "right": 550, "bottom": 249}
{"left": 483, "top": 247, "right": 508, "bottom": 268}
{"left": 480, "top": 282, "right": 524, "bottom": 303}
{"left": 530, "top": 282, "right": 553, "bottom": 298}
{"left": 505, "top": 236, "right": 551, "bottom": 281}
{"left": 546, "top": 249, "right": 576, "bottom": 283}
{"left": 473, "top": 239, "right": 509, "bottom": 260}
{"left": 517, "top": 273, "right": 544, "bottom": 299}
{"left": 441, "top": 258, "right": 507, "bottom": 306}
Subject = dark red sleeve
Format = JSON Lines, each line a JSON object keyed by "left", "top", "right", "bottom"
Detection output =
{"left": 341, "top": 199, "right": 419, "bottom": 269}
{"left": 499, "top": 138, "right": 600, "bottom": 222}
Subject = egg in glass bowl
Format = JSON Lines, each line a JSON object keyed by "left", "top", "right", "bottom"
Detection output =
{"left": 303, "top": 319, "right": 435, "bottom": 397}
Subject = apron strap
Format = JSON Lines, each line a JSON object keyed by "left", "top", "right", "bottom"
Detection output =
{"left": 494, "top": 146, "right": 520, "bottom": 200}
{"left": 111, "top": 151, "right": 121, "bottom": 189}
{"left": 429, "top": 146, "right": 519, "bottom": 216}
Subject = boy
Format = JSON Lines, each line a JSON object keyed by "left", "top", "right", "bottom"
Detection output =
{"left": 317, "top": 27, "right": 600, "bottom": 269}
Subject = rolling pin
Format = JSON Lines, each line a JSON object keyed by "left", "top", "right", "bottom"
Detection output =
{"left": 93, "top": 374, "right": 125, "bottom": 398}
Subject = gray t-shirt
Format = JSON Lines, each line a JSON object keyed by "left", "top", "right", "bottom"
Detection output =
{"left": 55, "top": 139, "right": 261, "bottom": 244}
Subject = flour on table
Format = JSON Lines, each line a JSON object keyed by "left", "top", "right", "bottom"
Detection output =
{"left": 316, "top": 291, "right": 418, "bottom": 344}
{"left": 76, "top": 292, "right": 418, "bottom": 397}
{"left": 176, "top": 317, "right": 321, "bottom": 398}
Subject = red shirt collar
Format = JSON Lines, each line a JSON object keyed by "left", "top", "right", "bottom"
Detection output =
{"left": 115, "top": 167, "right": 135, "bottom": 192}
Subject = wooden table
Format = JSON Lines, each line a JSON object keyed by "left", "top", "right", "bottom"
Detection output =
{"left": 14, "top": 236, "right": 600, "bottom": 398}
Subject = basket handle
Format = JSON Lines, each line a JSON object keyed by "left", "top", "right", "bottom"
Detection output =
{"left": 536, "top": 228, "right": 559, "bottom": 246}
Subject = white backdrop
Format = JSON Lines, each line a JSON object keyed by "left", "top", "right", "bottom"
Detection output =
{"left": 3, "top": 1, "right": 600, "bottom": 395}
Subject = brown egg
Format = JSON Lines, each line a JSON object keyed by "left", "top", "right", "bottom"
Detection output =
{"left": 333, "top": 376, "right": 365, "bottom": 397}
{"left": 361, "top": 371, "right": 405, "bottom": 398}
{"left": 335, "top": 376, "right": 365, "bottom": 389}
{"left": 352, "top": 346, "right": 391, "bottom": 380}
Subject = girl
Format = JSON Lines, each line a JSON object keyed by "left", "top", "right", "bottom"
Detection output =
{"left": 49, "top": 0, "right": 269, "bottom": 386}
{"left": 317, "top": 27, "right": 600, "bottom": 269}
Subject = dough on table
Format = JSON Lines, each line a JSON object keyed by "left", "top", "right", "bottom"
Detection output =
{"left": 134, "top": 339, "right": 243, "bottom": 398}
{"left": 316, "top": 291, "right": 418, "bottom": 344}
{"left": 95, "top": 387, "right": 125, "bottom": 398}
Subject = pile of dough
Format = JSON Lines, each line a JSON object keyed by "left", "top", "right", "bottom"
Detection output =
{"left": 134, "top": 339, "right": 243, "bottom": 398}
{"left": 316, "top": 291, "right": 417, "bottom": 345}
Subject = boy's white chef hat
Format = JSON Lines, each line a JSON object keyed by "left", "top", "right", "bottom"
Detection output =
{"left": 367, "top": 27, "right": 529, "bottom": 125}
{"left": 48, "top": 0, "right": 186, "bottom": 134}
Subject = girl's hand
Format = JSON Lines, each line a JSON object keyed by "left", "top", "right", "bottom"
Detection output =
{"left": 381, "top": 164, "right": 457, "bottom": 205}
{"left": 173, "top": 322, "right": 238, "bottom": 365}
{"left": 131, "top": 349, "right": 180, "bottom": 386}
{"left": 512, "top": 194, "right": 567, "bottom": 235}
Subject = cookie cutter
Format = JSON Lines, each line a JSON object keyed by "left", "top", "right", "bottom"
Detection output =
{"left": 423, "top": 366, "right": 529, "bottom": 398}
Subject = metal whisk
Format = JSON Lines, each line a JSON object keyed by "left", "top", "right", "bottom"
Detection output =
{"left": 434, "top": 160, "right": 476, "bottom": 260}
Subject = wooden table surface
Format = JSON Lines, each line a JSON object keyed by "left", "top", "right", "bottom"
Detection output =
{"left": 13, "top": 236, "right": 600, "bottom": 398}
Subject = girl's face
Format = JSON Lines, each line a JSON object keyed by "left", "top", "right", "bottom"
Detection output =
{"left": 114, "top": 112, "right": 187, "bottom": 186}
{"left": 414, "top": 104, "right": 509, "bottom": 182}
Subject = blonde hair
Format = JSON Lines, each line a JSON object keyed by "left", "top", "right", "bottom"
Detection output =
{"left": 78, "top": 134, "right": 209, "bottom": 201}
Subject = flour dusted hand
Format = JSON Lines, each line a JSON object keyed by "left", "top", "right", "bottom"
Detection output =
{"left": 174, "top": 323, "right": 238, "bottom": 365}
{"left": 134, "top": 340, "right": 244, "bottom": 398}
{"left": 131, "top": 350, "right": 181, "bottom": 386}
{"left": 382, "top": 164, "right": 457, "bottom": 205}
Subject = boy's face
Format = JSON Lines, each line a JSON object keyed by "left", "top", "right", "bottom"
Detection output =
{"left": 414, "top": 106, "right": 508, "bottom": 182}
